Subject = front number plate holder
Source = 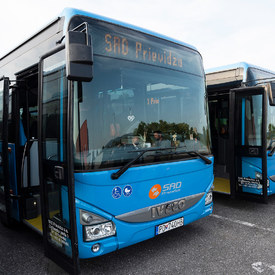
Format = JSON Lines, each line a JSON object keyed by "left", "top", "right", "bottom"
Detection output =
{"left": 155, "top": 217, "right": 184, "bottom": 235}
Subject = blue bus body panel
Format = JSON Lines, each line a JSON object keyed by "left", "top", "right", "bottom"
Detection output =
{"left": 241, "top": 154, "right": 275, "bottom": 195}
{"left": 75, "top": 158, "right": 213, "bottom": 216}
{"left": 241, "top": 157, "right": 262, "bottom": 195}
{"left": 267, "top": 154, "right": 275, "bottom": 194}
{"left": 74, "top": 157, "right": 213, "bottom": 259}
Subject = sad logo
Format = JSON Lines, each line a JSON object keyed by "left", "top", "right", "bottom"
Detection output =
{"left": 149, "top": 184, "right": 162, "bottom": 199}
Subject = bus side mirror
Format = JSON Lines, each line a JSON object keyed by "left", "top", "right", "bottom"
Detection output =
{"left": 267, "top": 82, "right": 275, "bottom": 106}
{"left": 66, "top": 30, "right": 93, "bottom": 82}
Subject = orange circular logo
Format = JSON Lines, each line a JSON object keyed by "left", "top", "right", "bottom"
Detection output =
{"left": 149, "top": 184, "right": 162, "bottom": 199}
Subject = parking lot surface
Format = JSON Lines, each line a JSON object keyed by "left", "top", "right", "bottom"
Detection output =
{"left": 1, "top": 194, "right": 275, "bottom": 274}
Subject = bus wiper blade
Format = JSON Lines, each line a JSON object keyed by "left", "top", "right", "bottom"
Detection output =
{"left": 111, "top": 147, "right": 176, "bottom": 180}
{"left": 184, "top": 151, "right": 212, "bottom": 164}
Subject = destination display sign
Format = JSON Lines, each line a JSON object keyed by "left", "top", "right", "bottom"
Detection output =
{"left": 88, "top": 19, "right": 203, "bottom": 75}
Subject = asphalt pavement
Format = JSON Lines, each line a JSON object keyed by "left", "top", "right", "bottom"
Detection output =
{"left": 1, "top": 194, "right": 275, "bottom": 275}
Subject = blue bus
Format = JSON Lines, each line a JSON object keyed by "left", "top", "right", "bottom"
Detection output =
{"left": 206, "top": 62, "right": 275, "bottom": 202}
{"left": 0, "top": 8, "right": 213, "bottom": 273}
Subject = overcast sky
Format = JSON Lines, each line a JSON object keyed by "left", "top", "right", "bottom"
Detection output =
{"left": 1, "top": 0, "right": 275, "bottom": 70}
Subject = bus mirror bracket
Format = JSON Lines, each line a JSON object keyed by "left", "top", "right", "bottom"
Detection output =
{"left": 66, "top": 23, "right": 93, "bottom": 82}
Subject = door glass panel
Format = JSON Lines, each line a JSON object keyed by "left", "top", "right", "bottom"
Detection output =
{"left": 41, "top": 50, "right": 72, "bottom": 257}
{"left": 0, "top": 81, "right": 3, "bottom": 138}
{"left": 267, "top": 104, "right": 275, "bottom": 149}
{"left": 234, "top": 92, "right": 265, "bottom": 197}
{"left": 0, "top": 79, "right": 11, "bottom": 214}
{"left": 242, "top": 95, "right": 262, "bottom": 146}
{"left": 0, "top": 80, "right": 4, "bottom": 207}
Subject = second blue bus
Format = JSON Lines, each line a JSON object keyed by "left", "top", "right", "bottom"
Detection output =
{"left": 206, "top": 62, "right": 275, "bottom": 201}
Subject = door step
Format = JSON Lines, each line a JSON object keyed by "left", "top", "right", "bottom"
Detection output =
{"left": 23, "top": 215, "right": 43, "bottom": 234}
{"left": 213, "top": 177, "right": 231, "bottom": 194}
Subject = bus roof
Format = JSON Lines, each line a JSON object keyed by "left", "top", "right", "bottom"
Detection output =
{"left": 206, "top": 62, "right": 275, "bottom": 86}
{"left": 61, "top": 8, "right": 198, "bottom": 51}
{"left": 1, "top": 7, "right": 198, "bottom": 61}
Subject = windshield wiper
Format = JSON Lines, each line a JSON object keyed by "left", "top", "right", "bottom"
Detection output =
{"left": 160, "top": 149, "right": 212, "bottom": 164}
{"left": 111, "top": 147, "right": 211, "bottom": 179}
{"left": 111, "top": 147, "right": 176, "bottom": 180}
{"left": 183, "top": 151, "right": 212, "bottom": 165}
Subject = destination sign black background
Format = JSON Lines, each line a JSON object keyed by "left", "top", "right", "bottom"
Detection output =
{"left": 70, "top": 16, "right": 204, "bottom": 76}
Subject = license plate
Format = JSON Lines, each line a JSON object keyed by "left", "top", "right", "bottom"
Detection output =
{"left": 155, "top": 217, "right": 184, "bottom": 235}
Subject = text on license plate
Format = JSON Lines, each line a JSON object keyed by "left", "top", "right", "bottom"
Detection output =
{"left": 156, "top": 217, "right": 184, "bottom": 235}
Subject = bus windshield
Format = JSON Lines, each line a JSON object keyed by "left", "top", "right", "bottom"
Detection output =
{"left": 72, "top": 19, "right": 210, "bottom": 171}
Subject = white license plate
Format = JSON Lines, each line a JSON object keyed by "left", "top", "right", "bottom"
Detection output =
{"left": 155, "top": 217, "right": 184, "bottom": 235}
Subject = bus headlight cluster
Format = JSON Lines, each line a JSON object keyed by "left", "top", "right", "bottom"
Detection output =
{"left": 255, "top": 172, "right": 262, "bottom": 180}
{"left": 84, "top": 222, "right": 116, "bottom": 242}
{"left": 255, "top": 172, "right": 270, "bottom": 188}
{"left": 80, "top": 209, "right": 116, "bottom": 242}
{"left": 205, "top": 186, "right": 214, "bottom": 205}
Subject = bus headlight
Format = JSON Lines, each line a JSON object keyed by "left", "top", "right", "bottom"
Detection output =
{"left": 255, "top": 172, "right": 270, "bottom": 188}
{"left": 255, "top": 172, "right": 262, "bottom": 180}
{"left": 205, "top": 186, "right": 213, "bottom": 205}
{"left": 84, "top": 221, "right": 116, "bottom": 242}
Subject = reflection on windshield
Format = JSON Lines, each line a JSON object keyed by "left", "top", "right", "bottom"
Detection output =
{"left": 73, "top": 56, "right": 210, "bottom": 171}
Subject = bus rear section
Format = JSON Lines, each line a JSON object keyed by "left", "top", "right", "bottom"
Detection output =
{"left": 206, "top": 62, "right": 275, "bottom": 201}
{"left": 0, "top": 8, "right": 213, "bottom": 272}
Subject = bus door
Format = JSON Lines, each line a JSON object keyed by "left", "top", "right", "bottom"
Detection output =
{"left": 39, "top": 46, "right": 79, "bottom": 274}
{"left": 0, "top": 77, "right": 11, "bottom": 223}
{"left": 229, "top": 87, "right": 267, "bottom": 202}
